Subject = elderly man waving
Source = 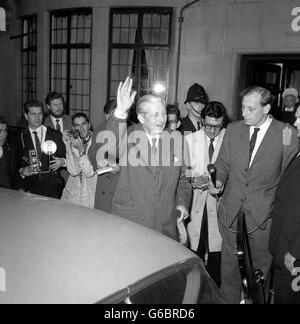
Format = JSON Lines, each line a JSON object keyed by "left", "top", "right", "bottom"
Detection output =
{"left": 97, "top": 77, "right": 192, "bottom": 241}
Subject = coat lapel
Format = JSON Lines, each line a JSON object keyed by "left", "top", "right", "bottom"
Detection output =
{"left": 212, "top": 129, "right": 226, "bottom": 163}
{"left": 239, "top": 123, "right": 251, "bottom": 169}
{"left": 250, "top": 119, "right": 275, "bottom": 168}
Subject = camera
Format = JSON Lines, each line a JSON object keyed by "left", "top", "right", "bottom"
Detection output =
{"left": 68, "top": 128, "right": 81, "bottom": 140}
{"left": 29, "top": 150, "right": 42, "bottom": 174}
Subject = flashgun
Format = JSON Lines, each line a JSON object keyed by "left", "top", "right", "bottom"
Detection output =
{"left": 42, "top": 140, "right": 57, "bottom": 156}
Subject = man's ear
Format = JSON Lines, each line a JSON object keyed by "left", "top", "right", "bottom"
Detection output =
{"left": 137, "top": 114, "right": 144, "bottom": 124}
{"left": 24, "top": 113, "right": 28, "bottom": 121}
{"left": 264, "top": 104, "right": 271, "bottom": 114}
{"left": 176, "top": 120, "right": 182, "bottom": 129}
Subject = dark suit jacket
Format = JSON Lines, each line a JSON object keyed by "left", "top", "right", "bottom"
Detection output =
{"left": 215, "top": 118, "right": 299, "bottom": 230}
{"left": 44, "top": 115, "right": 73, "bottom": 132}
{"left": 16, "top": 127, "right": 66, "bottom": 198}
{"left": 88, "top": 123, "right": 120, "bottom": 212}
{"left": 269, "top": 155, "right": 300, "bottom": 262}
{"left": 181, "top": 116, "right": 198, "bottom": 134}
{"left": 0, "top": 142, "right": 17, "bottom": 189}
{"left": 105, "top": 114, "right": 192, "bottom": 241}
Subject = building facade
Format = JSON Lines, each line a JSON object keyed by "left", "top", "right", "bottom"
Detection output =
{"left": 0, "top": 0, "right": 300, "bottom": 126}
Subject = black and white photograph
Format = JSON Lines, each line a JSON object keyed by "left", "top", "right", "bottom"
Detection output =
{"left": 1, "top": 0, "right": 300, "bottom": 307}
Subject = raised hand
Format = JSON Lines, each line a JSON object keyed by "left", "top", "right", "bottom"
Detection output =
{"left": 116, "top": 77, "right": 137, "bottom": 117}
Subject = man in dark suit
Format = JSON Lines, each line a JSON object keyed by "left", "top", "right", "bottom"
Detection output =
{"left": 17, "top": 100, "right": 66, "bottom": 199}
{"left": 269, "top": 106, "right": 300, "bottom": 304}
{"left": 214, "top": 86, "right": 299, "bottom": 303}
{"left": 0, "top": 116, "right": 17, "bottom": 189}
{"left": 94, "top": 77, "right": 192, "bottom": 241}
{"left": 269, "top": 153, "right": 300, "bottom": 304}
{"left": 44, "top": 92, "right": 72, "bottom": 183}
{"left": 44, "top": 92, "right": 73, "bottom": 133}
{"left": 181, "top": 83, "right": 209, "bottom": 134}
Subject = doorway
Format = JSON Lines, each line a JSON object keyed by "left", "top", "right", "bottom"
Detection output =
{"left": 237, "top": 54, "right": 300, "bottom": 121}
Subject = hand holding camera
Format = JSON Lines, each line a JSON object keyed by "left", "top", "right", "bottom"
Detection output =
{"left": 64, "top": 129, "right": 85, "bottom": 154}
{"left": 192, "top": 174, "right": 210, "bottom": 191}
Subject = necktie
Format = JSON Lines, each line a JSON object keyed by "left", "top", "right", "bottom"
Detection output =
{"left": 33, "top": 131, "right": 42, "bottom": 158}
{"left": 209, "top": 138, "right": 215, "bottom": 162}
{"left": 56, "top": 119, "right": 62, "bottom": 133}
{"left": 249, "top": 128, "right": 260, "bottom": 165}
{"left": 197, "top": 121, "right": 201, "bottom": 131}
{"left": 151, "top": 138, "right": 158, "bottom": 168}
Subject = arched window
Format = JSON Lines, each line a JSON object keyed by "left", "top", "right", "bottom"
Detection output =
{"left": 0, "top": 7, "right": 6, "bottom": 31}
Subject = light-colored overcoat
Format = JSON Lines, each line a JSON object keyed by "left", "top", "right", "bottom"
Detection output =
{"left": 185, "top": 128, "right": 226, "bottom": 252}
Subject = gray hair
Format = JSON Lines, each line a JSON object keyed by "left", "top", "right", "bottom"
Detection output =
{"left": 136, "top": 94, "right": 167, "bottom": 115}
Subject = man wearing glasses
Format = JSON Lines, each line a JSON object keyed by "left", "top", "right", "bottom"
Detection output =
{"left": 185, "top": 101, "right": 228, "bottom": 287}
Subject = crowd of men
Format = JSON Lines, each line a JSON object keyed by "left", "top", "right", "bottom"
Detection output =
{"left": 1, "top": 81, "right": 300, "bottom": 304}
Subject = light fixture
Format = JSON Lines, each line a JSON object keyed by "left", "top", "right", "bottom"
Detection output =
{"left": 153, "top": 83, "right": 166, "bottom": 95}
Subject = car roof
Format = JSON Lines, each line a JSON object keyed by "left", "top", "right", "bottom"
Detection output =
{"left": 0, "top": 189, "right": 197, "bottom": 304}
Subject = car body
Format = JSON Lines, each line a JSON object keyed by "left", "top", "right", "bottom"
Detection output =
{"left": 0, "top": 188, "right": 226, "bottom": 304}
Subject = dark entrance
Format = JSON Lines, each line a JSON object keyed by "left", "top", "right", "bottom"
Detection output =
{"left": 237, "top": 54, "right": 300, "bottom": 121}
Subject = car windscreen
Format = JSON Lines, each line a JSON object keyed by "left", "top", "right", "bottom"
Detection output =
{"left": 99, "top": 258, "right": 226, "bottom": 304}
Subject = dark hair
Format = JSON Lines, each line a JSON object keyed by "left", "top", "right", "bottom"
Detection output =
{"left": 24, "top": 100, "right": 44, "bottom": 114}
{"left": 104, "top": 99, "right": 117, "bottom": 115}
{"left": 167, "top": 104, "right": 181, "bottom": 121}
{"left": 72, "top": 112, "right": 89, "bottom": 124}
{"left": 45, "top": 92, "right": 65, "bottom": 106}
{"left": 241, "top": 86, "right": 274, "bottom": 107}
{"left": 201, "top": 101, "right": 228, "bottom": 127}
{"left": 0, "top": 115, "right": 7, "bottom": 125}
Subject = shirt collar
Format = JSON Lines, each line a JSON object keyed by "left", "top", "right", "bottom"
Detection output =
{"left": 250, "top": 115, "right": 272, "bottom": 133}
{"left": 29, "top": 125, "right": 43, "bottom": 134}
{"left": 205, "top": 133, "right": 220, "bottom": 143}
{"left": 145, "top": 132, "right": 160, "bottom": 147}
{"left": 51, "top": 116, "right": 63, "bottom": 122}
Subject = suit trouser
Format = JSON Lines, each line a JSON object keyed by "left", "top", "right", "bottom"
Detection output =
{"left": 218, "top": 218, "right": 273, "bottom": 304}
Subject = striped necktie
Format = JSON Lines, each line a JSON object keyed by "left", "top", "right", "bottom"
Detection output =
{"left": 56, "top": 119, "right": 62, "bottom": 133}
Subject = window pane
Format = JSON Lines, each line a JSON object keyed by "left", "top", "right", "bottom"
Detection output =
{"left": 21, "top": 16, "right": 37, "bottom": 109}
{"left": 50, "top": 9, "right": 92, "bottom": 116}
{"left": 109, "top": 9, "right": 172, "bottom": 101}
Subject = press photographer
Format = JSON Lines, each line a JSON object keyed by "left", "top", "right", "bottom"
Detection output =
{"left": 17, "top": 100, "right": 66, "bottom": 199}
{"left": 61, "top": 113, "right": 98, "bottom": 208}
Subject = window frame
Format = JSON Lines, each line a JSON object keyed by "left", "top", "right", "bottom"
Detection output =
{"left": 108, "top": 7, "right": 173, "bottom": 102}
{"left": 49, "top": 7, "right": 93, "bottom": 116}
{"left": 21, "top": 15, "right": 37, "bottom": 111}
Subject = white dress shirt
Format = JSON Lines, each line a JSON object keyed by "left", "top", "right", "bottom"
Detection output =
{"left": 51, "top": 116, "right": 63, "bottom": 133}
{"left": 205, "top": 134, "right": 220, "bottom": 150}
{"left": 29, "top": 125, "right": 47, "bottom": 151}
{"left": 145, "top": 133, "right": 160, "bottom": 148}
{"left": 249, "top": 116, "right": 273, "bottom": 167}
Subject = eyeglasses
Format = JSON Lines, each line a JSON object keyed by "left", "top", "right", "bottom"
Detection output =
{"left": 203, "top": 124, "right": 223, "bottom": 131}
